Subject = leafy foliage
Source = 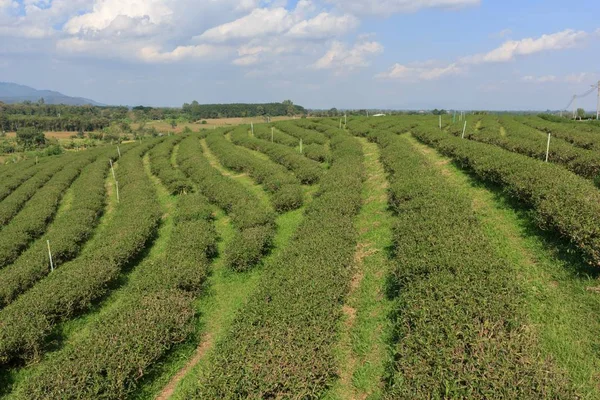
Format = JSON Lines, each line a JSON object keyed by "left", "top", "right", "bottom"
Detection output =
{"left": 148, "top": 135, "right": 192, "bottom": 195}
{"left": 178, "top": 134, "right": 275, "bottom": 271}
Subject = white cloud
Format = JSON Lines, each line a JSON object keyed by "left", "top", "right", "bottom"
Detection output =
{"left": 138, "top": 44, "right": 226, "bottom": 63}
{"left": 378, "top": 28, "right": 593, "bottom": 82}
{"left": 286, "top": 12, "right": 358, "bottom": 39}
{"left": 522, "top": 75, "right": 557, "bottom": 83}
{"left": 376, "top": 62, "right": 463, "bottom": 81}
{"left": 521, "top": 73, "right": 597, "bottom": 84}
{"left": 196, "top": 7, "right": 294, "bottom": 43}
{"left": 462, "top": 29, "right": 588, "bottom": 64}
{"left": 325, "top": 0, "right": 480, "bottom": 15}
{"left": 313, "top": 39, "right": 383, "bottom": 73}
{"left": 491, "top": 28, "right": 512, "bottom": 39}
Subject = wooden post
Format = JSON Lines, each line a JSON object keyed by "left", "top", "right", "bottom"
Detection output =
{"left": 462, "top": 121, "right": 467, "bottom": 139}
{"left": 271, "top": 127, "right": 274, "bottom": 143}
{"left": 545, "top": 133, "right": 551, "bottom": 162}
{"left": 109, "top": 159, "right": 116, "bottom": 181}
{"left": 117, "top": 146, "right": 121, "bottom": 159}
{"left": 251, "top": 122, "right": 254, "bottom": 136}
{"left": 47, "top": 240, "right": 54, "bottom": 272}
{"left": 439, "top": 115, "right": 442, "bottom": 129}
{"left": 116, "top": 181, "right": 120, "bottom": 203}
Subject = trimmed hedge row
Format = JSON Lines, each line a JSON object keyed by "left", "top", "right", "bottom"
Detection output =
{"left": 148, "top": 135, "right": 193, "bottom": 195}
{"left": 14, "top": 193, "right": 217, "bottom": 399}
{"left": 413, "top": 125, "right": 600, "bottom": 267}
{"left": 275, "top": 120, "right": 328, "bottom": 145}
{"left": 253, "top": 124, "right": 299, "bottom": 147}
{"left": 370, "top": 127, "right": 573, "bottom": 398}
{"left": 459, "top": 116, "right": 600, "bottom": 183}
{"left": 520, "top": 115, "right": 600, "bottom": 151}
{"left": 0, "top": 139, "right": 163, "bottom": 365}
{"left": 0, "top": 147, "right": 119, "bottom": 308}
{"left": 0, "top": 150, "right": 100, "bottom": 269}
{"left": 186, "top": 129, "right": 364, "bottom": 398}
{"left": 230, "top": 126, "right": 323, "bottom": 184}
{"left": 207, "top": 129, "right": 303, "bottom": 212}
{"left": 0, "top": 158, "right": 47, "bottom": 202}
{"left": 178, "top": 134, "right": 275, "bottom": 271}
{"left": 0, "top": 156, "right": 70, "bottom": 226}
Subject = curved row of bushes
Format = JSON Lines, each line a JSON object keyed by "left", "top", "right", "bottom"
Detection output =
{"left": 0, "top": 150, "right": 101, "bottom": 269}
{"left": 148, "top": 135, "right": 192, "bottom": 195}
{"left": 207, "top": 129, "right": 303, "bottom": 212}
{"left": 413, "top": 125, "right": 600, "bottom": 267}
{"left": 230, "top": 126, "right": 323, "bottom": 184}
{"left": 185, "top": 130, "right": 364, "bottom": 398}
{"left": 254, "top": 124, "right": 330, "bottom": 163}
{"left": 370, "top": 127, "right": 573, "bottom": 398}
{"left": 0, "top": 147, "right": 120, "bottom": 308}
{"left": 0, "top": 139, "right": 163, "bottom": 365}
{"left": 0, "top": 155, "right": 71, "bottom": 226}
{"left": 522, "top": 116, "right": 600, "bottom": 151}
{"left": 15, "top": 193, "right": 218, "bottom": 399}
{"left": 178, "top": 134, "right": 275, "bottom": 271}
{"left": 275, "top": 120, "right": 328, "bottom": 145}
{"left": 0, "top": 158, "right": 46, "bottom": 202}
{"left": 457, "top": 116, "right": 600, "bottom": 183}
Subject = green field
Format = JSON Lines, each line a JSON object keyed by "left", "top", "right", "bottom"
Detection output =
{"left": 0, "top": 115, "right": 599, "bottom": 399}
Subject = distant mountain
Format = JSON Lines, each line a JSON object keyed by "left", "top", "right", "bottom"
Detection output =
{"left": 0, "top": 82, "right": 104, "bottom": 106}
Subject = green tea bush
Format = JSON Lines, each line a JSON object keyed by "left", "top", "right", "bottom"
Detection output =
{"left": 148, "top": 135, "right": 192, "bottom": 195}
{"left": 0, "top": 139, "right": 163, "bottom": 365}
{"left": 230, "top": 126, "right": 323, "bottom": 184}
{"left": 206, "top": 130, "right": 303, "bottom": 212}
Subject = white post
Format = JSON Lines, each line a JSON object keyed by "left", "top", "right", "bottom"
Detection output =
{"left": 439, "top": 115, "right": 442, "bottom": 129}
{"left": 47, "top": 240, "right": 54, "bottom": 272}
{"left": 339, "top": 119, "right": 342, "bottom": 129}
{"left": 461, "top": 121, "right": 467, "bottom": 139}
{"left": 367, "top": 110, "right": 369, "bottom": 118}
{"left": 116, "top": 181, "right": 120, "bottom": 203}
{"left": 299, "top": 139, "right": 303, "bottom": 154}
{"left": 545, "top": 133, "right": 551, "bottom": 163}
{"left": 597, "top": 80, "right": 600, "bottom": 121}
{"left": 251, "top": 122, "right": 254, "bottom": 136}
{"left": 344, "top": 113, "right": 347, "bottom": 127}
{"left": 117, "top": 146, "right": 121, "bottom": 159}
{"left": 109, "top": 159, "right": 116, "bottom": 181}
{"left": 271, "top": 127, "right": 274, "bottom": 143}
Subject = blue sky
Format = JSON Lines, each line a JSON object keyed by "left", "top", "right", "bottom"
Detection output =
{"left": 0, "top": 0, "right": 598, "bottom": 110}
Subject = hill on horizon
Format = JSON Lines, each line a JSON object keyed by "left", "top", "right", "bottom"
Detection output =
{"left": 0, "top": 82, "right": 104, "bottom": 106}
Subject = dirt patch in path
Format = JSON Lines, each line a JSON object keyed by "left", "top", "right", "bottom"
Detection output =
{"left": 155, "top": 333, "right": 214, "bottom": 400}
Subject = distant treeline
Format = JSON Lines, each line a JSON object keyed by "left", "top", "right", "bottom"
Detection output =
{"left": 0, "top": 100, "right": 306, "bottom": 132}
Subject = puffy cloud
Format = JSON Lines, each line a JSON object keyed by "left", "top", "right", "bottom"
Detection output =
{"left": 522, "top": 75, "right": 557, "bottom": 83}
{"left": 286, "top": 13, "right": 359, "bottom": 39}
{"left": 138, "top": 44, "right": 227, "bottom": 63}
{"left": 462, "top": 29, "right": 588, "bottom": 64}
{"left": 376, "top": 62, "right": 463, "bottom": 81}
{"left": 313, "top": 39, "right": 383, "bottom": 72}
{"left": 196, "top": 7, "right": 294, "bottom": 43}
{"left": 325, "top": 0, "right": 480, "bottom": 15}
{"left": 521, "top": 73, "right": 597, "bottom": 84}
{"left": 378, "top": 29, "right": 593, "bottom": 82}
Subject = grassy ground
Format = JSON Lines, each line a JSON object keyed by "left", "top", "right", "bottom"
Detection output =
{"left": 325, "top": 138, "right": 394, "bottom": 400}
{"left": 407, "top": 134, "right": 600, "bottom": 399}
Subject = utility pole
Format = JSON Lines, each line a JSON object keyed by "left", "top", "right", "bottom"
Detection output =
{"left": 597, "top": 80, "right": 600, "bottom": 120}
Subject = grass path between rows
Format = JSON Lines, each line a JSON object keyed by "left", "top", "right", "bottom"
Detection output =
{"left": 326, "top": 138, "right": 394, "bottom": 400}
{"left": 406, "top": 133, "right": 600, "bottom": 399}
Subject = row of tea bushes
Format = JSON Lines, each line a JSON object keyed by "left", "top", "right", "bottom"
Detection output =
{"left": 148, "top": 135, "right": 192, "bottom": 195}
{"left": 0, "top": 139, "right": 163, "bottom": 365}
{"left": 15, "top": 193, "right": 218, "bottom": 399}
{"left": 185, "top": 130, "right": 364, "bottom": 398}
{"left": 413, "top": 125, "right": 600, "bottom": 267}
{"left": 206, "top": 130, "right": 303, "bottom": 212}
{"left": 0, "top": 146, "right": 120, "bottom": 308}
{"left": 178, "top": 134, "right": 275, "bottom": 271}
{"left": 230, "top": 125, "right": 323, "bottom": 184}
{"left": 369, "top": 127, "right": 573, "bottom": 398}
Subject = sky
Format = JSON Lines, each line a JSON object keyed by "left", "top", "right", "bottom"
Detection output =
{"left": 0, "top": 0, "right": 599, "bottom": 110}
